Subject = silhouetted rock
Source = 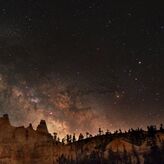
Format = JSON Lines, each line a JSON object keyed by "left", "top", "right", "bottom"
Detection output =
{"left": 0, "top": 114, "right": 10, "bottom": 126}
{"left": 28, "top": 123, "right": 33, "bottom": 129}
{"left": 36, "top": 120, "right": 49, "bottom": 134}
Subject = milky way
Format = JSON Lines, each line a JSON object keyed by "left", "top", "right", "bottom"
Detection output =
{"left": 0, "top": 62, "right": 163, "bottom": 139}
{"left": 0, "top": 64, "right": 117, "bottom": 138}
{"left": 0, "top": 66, "right": 115, "bottom": 136}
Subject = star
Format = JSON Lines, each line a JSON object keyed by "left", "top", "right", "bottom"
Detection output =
{"left": 138, "top": 61, "right": 142, "bottom": 65}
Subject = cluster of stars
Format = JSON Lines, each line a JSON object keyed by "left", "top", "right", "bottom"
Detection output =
{"left": 0, "top": 0, "right": 163, "bottom": 135}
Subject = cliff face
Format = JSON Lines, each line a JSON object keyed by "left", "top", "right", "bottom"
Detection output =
{"left": 0, "top": 114, "right": 164, "bottom": 164}
{"left": 0, "top": 114, "right": 54, "bottom": 164}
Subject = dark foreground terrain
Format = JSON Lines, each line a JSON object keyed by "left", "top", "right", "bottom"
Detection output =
{"left": 0, "top": 114, "right": 164, "bottom": 164}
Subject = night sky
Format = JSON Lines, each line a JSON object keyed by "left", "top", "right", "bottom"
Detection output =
{"left": 0, "top": 0, "right": 164, "bottom": 137}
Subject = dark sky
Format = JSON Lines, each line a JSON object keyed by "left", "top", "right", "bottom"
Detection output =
{"left": 0, "top": 0, "right": 164, "bottom": 137}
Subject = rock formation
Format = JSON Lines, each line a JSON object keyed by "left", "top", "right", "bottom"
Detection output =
{"left": 0, "top": 114, "right": 164, "bottom": 164}
{"left": 0, "top": 114, "right": 54, "bottom": 164}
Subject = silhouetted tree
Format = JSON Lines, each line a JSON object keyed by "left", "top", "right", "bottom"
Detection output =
{"left": 147, "top": 125, "right": 156, "bottom": 138}
{"left": 62, "top": 138, "right": 65, "bottom": 144}
{"left": 78, "top": 133, "right": 84, "bottom": 140}
{"left": 98, "top": 128, "right": 103, "bottom": 135}
{"left": 66, "top": 134, "right": 72, "bottom": 143}
{"left": 86, "top": 132, "right": 89, "bottom": 138}
{"left": 160, "top": 123, "right": 164, "bottom": 132}
{"left": 73, "top": 133, "right": 76, "bottom": 142}
{"left": 105, "top": 129, "right": 110, "bottom": 135}
{"left": 57, "top": 137, "right": 60, "bottom": 142}
{"left": 53, "top": 132, "right": 57, "bottom": 141}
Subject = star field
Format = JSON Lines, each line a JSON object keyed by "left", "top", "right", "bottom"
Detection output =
{"left": 0, "top": 0, "right": 164, "bottom": 137}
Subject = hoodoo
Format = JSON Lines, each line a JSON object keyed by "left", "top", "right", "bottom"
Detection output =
{"left": 0, "top": 114, "right": 164, "bottom": 164}
{"left": 0, "top": 114, "right": 10, "bottom": 126}
{"left": 36, "top": 120, "right": 49, "bottom": 134}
